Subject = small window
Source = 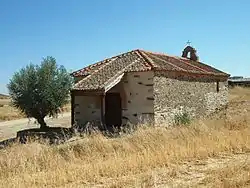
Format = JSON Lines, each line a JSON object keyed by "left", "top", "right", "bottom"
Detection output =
{"left": 216, "top": 81, "right": 219, "bottom": 92}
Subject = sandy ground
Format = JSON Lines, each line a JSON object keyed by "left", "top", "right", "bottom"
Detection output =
{"left": 0, "top": 113, "right": 71, "bottom": 141}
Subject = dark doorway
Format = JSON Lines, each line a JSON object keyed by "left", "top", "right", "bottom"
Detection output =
{"left": 105, "top": 93, "right": 122, "bottom": 129}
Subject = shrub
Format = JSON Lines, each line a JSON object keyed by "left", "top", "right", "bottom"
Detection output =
{"left": 174, "top": 111, "right": 191, "bottom": 126}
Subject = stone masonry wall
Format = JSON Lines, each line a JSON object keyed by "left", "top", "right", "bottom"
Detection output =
{"left": 74, "top": 96, "right": 101, "bottom": 126}
{"left": 154, "top": 72, "right": 228, "bottom": 126}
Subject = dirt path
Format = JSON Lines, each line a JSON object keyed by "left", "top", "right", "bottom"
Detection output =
{"left": 0, "top": 112, "right": 71, "bottom": 141}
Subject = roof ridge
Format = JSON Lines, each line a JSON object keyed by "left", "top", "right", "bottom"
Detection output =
{"left": 74, "top": 57, "right": 118, "bottom": 89}
{"left": 102, "top": 58, "right": 141, "bottom": 89}
{"left": 136, "top": 50, "right": 156, "bottom": 69}
{"left": 141, "top": 50, "right": 228, "bottom": 75}
{"left": 71, "top": 60, "right": 107, "bottom": 76}
{"left": 141, "top": 50, "right": 204, "bottom": 64}
{"left": 140, "top": 50, "right": 177, "bottom": 59}
{"left": 171, "top": 56, "right": 209, "bottom": 73}
{"left": 73, "top": 50, "right": 144, "bottom": 90}
{"left": 146, "top": 53, "right": 187, "bottom": 72}
{"left": 71, "top": 49, "right": 138, "bottom": 76}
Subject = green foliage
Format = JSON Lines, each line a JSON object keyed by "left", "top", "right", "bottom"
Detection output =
{"left": 7, "top": 56, "right": 73, "bottom": 128}
{"left": 174, "top": 111, "right": 191, "bottom": 126}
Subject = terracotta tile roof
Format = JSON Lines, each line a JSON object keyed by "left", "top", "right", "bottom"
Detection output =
{"left": 72, "top": 49, "right": 229, "bottom": 91}
{"left": 140, "top": 50, "right": 228, "bottom": 75}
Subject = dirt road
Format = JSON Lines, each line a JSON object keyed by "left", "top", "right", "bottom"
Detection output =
{"left": 0, "top": 113, "right": 71, "bottom": 141}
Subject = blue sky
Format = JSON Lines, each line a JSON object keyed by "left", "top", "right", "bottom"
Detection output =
{"left": 0, "top": 0, "right": 249, "bottom": 94}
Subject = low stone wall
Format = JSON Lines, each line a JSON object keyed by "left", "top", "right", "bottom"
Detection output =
{"left": 16, "top": 127, "right": 74, "bottom": 144}
{"left": 153, "top": 72, "right": 228, "bottom": 126}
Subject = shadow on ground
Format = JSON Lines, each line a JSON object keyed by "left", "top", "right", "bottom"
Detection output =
{"left": 0, "top": 121, "right": 137, "bottom": 149}
{"left": 0, "top": 127, "right": 74, "bottom": 149}
{"left": 0, "top": 137, "right": 18, "bottom": 149}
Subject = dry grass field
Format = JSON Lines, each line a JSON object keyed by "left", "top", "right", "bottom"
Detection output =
{"left": 0, "top": 97, "right": 71, "bottom": 122}
{"left": 0, "top": 98, "right": 25, "bottom": 121}
{"left": 0, "top": 87, "right": 250, "bottom": 187}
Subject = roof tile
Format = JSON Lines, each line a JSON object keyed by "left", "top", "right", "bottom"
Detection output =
{"left": 72, "top": 49, "right": 229, "bottom": 91}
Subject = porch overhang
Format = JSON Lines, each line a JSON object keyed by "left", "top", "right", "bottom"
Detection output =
{"left": 71, "top": 72, "right": 125, "bottom": 95}
{"left": 70, "top": 89, "right": 105, "bottom": 96}
{"left": 104, "top": 73, "right": 124, "bottom": 93}
{"left": 70, "top": 73, "right": 125, "bottom": 126}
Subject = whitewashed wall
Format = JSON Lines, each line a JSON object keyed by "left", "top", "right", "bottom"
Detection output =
{"left": 108, "top": 71, "right": 154, "bottom": 125}
{"left": 74, "top": 95, "right": 101, "bottom": 126}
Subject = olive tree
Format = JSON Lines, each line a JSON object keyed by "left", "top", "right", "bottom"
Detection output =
{"left": 8, "top": 56, "right": 73, "bottom": 129}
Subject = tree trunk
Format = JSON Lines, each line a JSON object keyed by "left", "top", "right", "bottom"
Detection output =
{"left": 37, "top": 117, "right": 48, "bottom": 130}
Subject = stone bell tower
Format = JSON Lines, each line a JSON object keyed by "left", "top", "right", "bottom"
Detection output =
{"left": 181, "top": 42, "right": 199, "bottom": 61}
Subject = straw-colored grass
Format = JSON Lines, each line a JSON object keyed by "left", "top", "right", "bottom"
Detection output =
{"left": 229, "top": 86, "right": 250, "bottom": 102}
{"left": 201, "top": 159, "right": 250, "bottom": 188}
{"left": 0, "top": 99, "right": 25, "bottom": 121}
{"left": 0, "top": 99, "right": 71, "bottom": 121}
{"left": 1, "top": 119, "right": 250, "bottom": 187}
{"left": 0, "top": 87, "right": 250, "bottom": 187}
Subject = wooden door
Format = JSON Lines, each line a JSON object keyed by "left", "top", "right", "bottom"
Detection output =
{"left": 105, "top": 93, "right": 122, "bottom": 129}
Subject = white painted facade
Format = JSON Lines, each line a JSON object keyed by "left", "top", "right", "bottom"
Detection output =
{"left": 74, "top": 71, "right": 154, "bottom": 126}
